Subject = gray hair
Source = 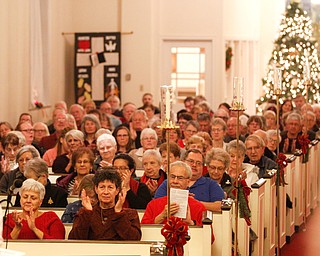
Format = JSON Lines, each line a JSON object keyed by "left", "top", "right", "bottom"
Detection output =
{"left": 170, "top": 161, "right": 192, "bottom": 179}
{"left": 245, "top": 134, "right": 265, "bottom": 147}
{"left": 24, "top": 158, "right": 48, "bottom": 178}
{"left": 20, "top": 179, "right": 45, "bottom": 200}
{"left": 142, "top": 149, "right": 162, "bottom": 164}
{"left": 205, "top": 148, "right": 230, "bottom": 169}
{"left": 16, "top": 145, "right": 40, "bottom": 162}
{"left": 226, "top": 140, "right": 246, "bottom": 157}
{"left": 81, "top": 114, "right": 101, "bottom": 135}
{"left": 140, "top": 128, "right": 158, "bottom": 141}
{"left": 212, "top": 118, "right": 227, "bottom": 131}
{"left": 8, "top": 131, "right": 26, "bottom": 146}
{"left": 287, "top": 112, "right": 302, "bottom": 123}
{"left": 65, "top": 129, "right": 84, "bottom": 142}
{"left": 96, "top": 133, "right": 117, "bottom": 147}
{"left": 266, "top": 129, "right": 281, "bottom": 143}
{"left": 95, "top": 128, "right": 112, "bottom": 139}
{"left": 131, "top": 109, "right": 148, "bottom": 122}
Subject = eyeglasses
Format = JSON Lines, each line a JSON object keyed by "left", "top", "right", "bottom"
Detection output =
{"left": 246, "top": 146, "right": 261, "bottom": 152}
{"left": 185, "top": 158, "right": 203, "bottom": 167}
{"left": 268, "top": 138, "right": 278, "bottom": 144}
{"left": 169, "top": 174, "right": 189, "bottom": 181}
{"left": 211, "top": 128, "right": 222, "bottom": 133}
{"left": 208, "top": 165, "right": 225, "bottom": 172}
{"left": 114, "top": 166, "right": 129, "bottom": 171}
{"left": 21, "top": 129, "right": 34, "bottom": 133}
{"left": 34, "top": 129, "right": 46, "bottom": 133}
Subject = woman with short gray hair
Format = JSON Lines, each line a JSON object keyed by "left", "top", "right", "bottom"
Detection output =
{"left": 93, "top": 133, "right": 117, "bottom": 171}
{"left": 140, "top": 149, "right": 166, "bottom": 196}
{"left": 3, "top": 179, "right": 65, "bottom": 240}
{"left": 14, "top": 158, "right": 68, "bottom": 208}
{"left": 205, "top": 148, "right": 233, "bottom": 199}
{"left": 129, "top": 128, "right": 158, "bottom": 169}
{"left": 226, "top": 140, "right": 259, "bottom": 186}
{"left": 0, "top": 145, "right": 39, "bottom": 193}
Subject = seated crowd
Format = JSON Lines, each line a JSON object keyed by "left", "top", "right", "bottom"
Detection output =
{"left": 0, "top": 92, "right": 319, "bottom": 241}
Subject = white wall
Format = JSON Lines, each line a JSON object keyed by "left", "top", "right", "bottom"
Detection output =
{"left": 0, "top": 0, "right": 287, "bottom": 125}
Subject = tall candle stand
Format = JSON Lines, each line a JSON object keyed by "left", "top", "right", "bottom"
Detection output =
{"left": 273, "top": 67, "right": 282, "bottom": 256}
{"left": 230, "top": 77, "right": 245, "bottom": 256}
{"left": 160, "top": 85, "right": 178, "bottom": 218}
{"left": 302, "top": 59, "right": 312, "bottom": 231}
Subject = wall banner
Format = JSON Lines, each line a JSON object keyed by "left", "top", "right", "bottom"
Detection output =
{"left": 74, "top": 32, "right": 121, "bottom": 105}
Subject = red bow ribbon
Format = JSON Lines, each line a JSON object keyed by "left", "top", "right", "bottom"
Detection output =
{"left": 276, "top": 153, "right": 288, "bottom": 186}
{"left": 298, "top": 134, "right": 310, "bottom": 155}
{"left": 232, "top": 179, "right": 252, "bottom": 226}
{"left": 161, "top": 216, "right": 189, "bottom": 256}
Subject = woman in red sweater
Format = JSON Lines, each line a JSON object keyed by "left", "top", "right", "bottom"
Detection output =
{"left": 3, "top": 179, "right": 65, "bottom": 239}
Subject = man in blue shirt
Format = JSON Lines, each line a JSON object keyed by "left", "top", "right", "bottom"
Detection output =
{"left": 155, "top": 149, "right": 224, "bottom": 211}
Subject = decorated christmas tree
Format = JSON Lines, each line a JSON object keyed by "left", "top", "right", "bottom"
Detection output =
{"left": 257, "top": 1, "right": 320, "bottom": 111}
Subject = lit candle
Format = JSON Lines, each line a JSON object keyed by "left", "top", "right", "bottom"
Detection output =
{"left": 165, "top": 88, "right": 171, "bottom": 120}
{"left": 304, "top": 58, "right": 310, "bottom": 81}
{"left": 233, "top": 77, "right": 243, "bottom": 103}
{"left": 274, "top": 67, "right": 282, "bottom": 91}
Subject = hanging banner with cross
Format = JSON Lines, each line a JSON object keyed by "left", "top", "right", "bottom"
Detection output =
{"left": 74, "top": 32, "right": 121, "bottom": 105}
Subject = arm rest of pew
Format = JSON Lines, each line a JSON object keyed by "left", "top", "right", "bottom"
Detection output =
{"left": 286, "top": 154, "right": 297, "bottom": 163}
{"left": 2, "top": 240, "right": 158, "bottom": 256}
{"left": 251, "top": 178, "right": 267, "bottom": 188}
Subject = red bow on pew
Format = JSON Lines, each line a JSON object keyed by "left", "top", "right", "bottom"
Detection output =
{"left": 161, "top": 216, "right": 189, "bottom": 256}
{"left": 232, "top": 179, "right": 252, "bottom": 226}
{"left": 298, "top": 134, "right": 310, "bottom": 155}
{"left": 276, "top": 153, "right": 288, "bottom": 186}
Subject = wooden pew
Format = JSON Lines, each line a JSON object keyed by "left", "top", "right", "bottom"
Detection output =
{"left": 310, "top": 140, "right": 319, "bottom": 211}
{"left": 261, "top": 173, "right": 276, "bottom": 256}
{"left": 2, "top": 240, "right": 157, "bottom": 256}
{"left": 63, "top": 223, "right": 212, "bottom": 256}
{"left": 285, "top": 154, "right": 297, "bottom": 242}
{"left": 210, "top": 203, "right": 233, "bottom": 256}
{"left": 251, "top": 178, "right": 267, "bottom": 256}
{"left": 294, "top": 152, "right": 304, "bottom": 227}
{"left": 278, "top": 173, "right": 287, "bottom": 249}
{"left": 303, "top": 145, "right": 312, "bottom": 219}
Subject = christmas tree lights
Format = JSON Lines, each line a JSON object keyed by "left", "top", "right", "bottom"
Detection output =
{"left": 257, "top": 2, "right": 320, "bottom": 113}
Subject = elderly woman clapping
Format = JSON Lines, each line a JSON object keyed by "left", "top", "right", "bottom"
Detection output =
{"left": 93, "top": 134, "right": 117, "bottom": 171}
{"left": 3, "top": 179, "right": 65, "bottom": 239}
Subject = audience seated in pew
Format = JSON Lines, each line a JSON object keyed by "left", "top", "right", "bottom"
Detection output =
{"left": 226, "top": 140, "right": 259, "bottom": 186}
{"left": 0, "top": 145, "right": 40, "bottom": 193}
{"left": 204, "top": 148, "right": 235, "bottom": 199}
{"left": 112, "top": 154, "right": 151, "bottom": 209}
{"left": 0, "top": 133, "right": 21, "bottom": 178}
{"left": 3, "top": 179, "right": 65, "bottom": 239}
{"left": 52, "top": 129, "right": 84, "bottom": 173}
{"left": 68, "top": 169, "right": 141, "bottom": 240}
{"left": 155, "top": 149, "right": 224, "bottom": 212}
{"left": 14, "top": 158, "right": 68, "bottom": 208}
{"left": 141, "top": 161, "right": 206, "bottom": 226}
{"left": 61, "top": 174, "right": 97, "bottom": 223}
{"left": 244, "top": 135, "right": 277, "bottom": 178}
{"left": 43, "top": 128, "right": 70, "bottom": 167}
{"left": 140, "top": 149, "right": 166, "bottom": 197}
{"left": 56, "top": 147, "right": 95, "bottom": 196}
{"left": 93, "top": 133, "right": 117, "bottom": 171}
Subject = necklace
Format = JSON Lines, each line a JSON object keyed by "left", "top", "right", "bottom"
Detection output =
{"left": 100, "top": 208, "right": 108, "bottom": 225}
